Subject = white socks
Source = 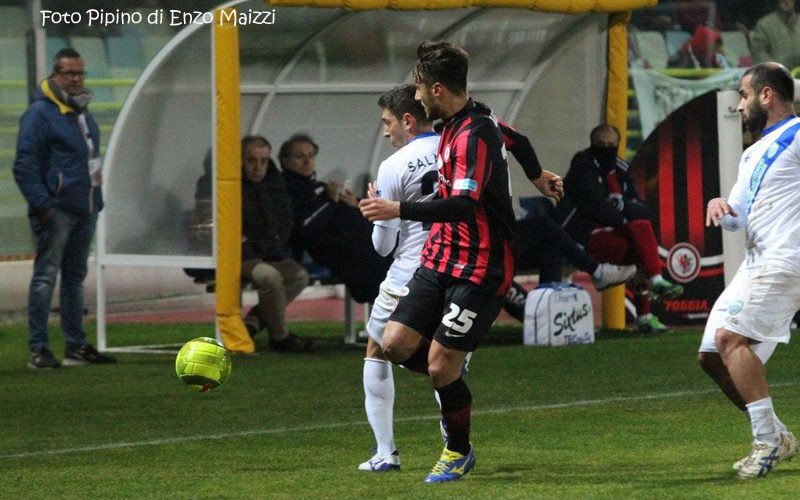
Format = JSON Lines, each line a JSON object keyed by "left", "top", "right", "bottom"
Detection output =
{"left": 363, "top": 358, "right": 395, "bottom": 457}
{"left": 746, "top": 397, "right": 780, "bottom": 446}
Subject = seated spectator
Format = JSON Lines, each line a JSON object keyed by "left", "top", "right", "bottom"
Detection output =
{"left": 671, "top": 23, "right": 732, "bottom": 68}
{"left": 184, "top": 150, "right": 215, "bottom": 282}
{"left": 674, "top": 0, "right": 720, "bottom": 34}
{"left": 554, "top": 124, "right": 684, "bottom": 333}
{"left": 280, "top": 133, "right": 392, "bottom": 303}
{"left": 240, "top": 136, "right": 313, "bottom": 352}
{"left": 751, "top": 0, "right": 800, "bottom": 69}
{"left": 718, "top": 0, "right": 771, "bottom": 31}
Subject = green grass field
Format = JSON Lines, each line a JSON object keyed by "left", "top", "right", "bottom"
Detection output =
{"left": 1, "top": 321, "right": 799, "bottom": 498}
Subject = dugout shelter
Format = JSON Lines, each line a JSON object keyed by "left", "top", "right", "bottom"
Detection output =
{"left": 96, "top": 0, "right": 657, "bottom": 353}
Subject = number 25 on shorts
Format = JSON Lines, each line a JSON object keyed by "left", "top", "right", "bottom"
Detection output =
{"left": 442, "top": 304, "right": 477, "bottom": 334}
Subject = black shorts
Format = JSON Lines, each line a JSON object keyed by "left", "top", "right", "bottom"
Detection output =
{"left": 389, "top": 266, "right": 504, "bottom": 352}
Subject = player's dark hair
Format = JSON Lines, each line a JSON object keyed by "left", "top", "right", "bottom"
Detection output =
{"left": 378, "top": 84, "right": 431, "bottom": 126}
{"left": 589, "top": 124, "right": 621, "bottom": 145}
{"left": 241, "top": 135, "right": 271, "bottom": 158}
{"left": 412, "top": 41, "right": 468, "bottom": 94}
{"left": 278, "top": 133, "right": 319, "bottom": 166}
{"left": 52, "top": 48, "right": 82, "bottom": 73}
{"left": 744, "top": 63, "right": 794, "bottom": 103}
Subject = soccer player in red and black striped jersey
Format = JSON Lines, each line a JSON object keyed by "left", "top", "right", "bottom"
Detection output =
{"left": 360, "top": 41, "right": 561, "bottom": 483}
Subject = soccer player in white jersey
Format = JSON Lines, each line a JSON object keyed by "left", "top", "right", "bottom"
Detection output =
{"left": 358, "top": 84, "right": 440, "bottom": 472}
{"left": 701, "top": 62, "right": 800, "bottom": 479}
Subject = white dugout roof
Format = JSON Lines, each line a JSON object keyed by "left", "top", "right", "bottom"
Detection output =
{"left": 102, "top": 0, "right": 608, "bottom": 263}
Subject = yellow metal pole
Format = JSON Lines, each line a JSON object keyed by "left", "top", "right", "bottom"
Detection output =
{"left": 601, "top": 10, "right": 631, "bottom": 330}
{"left": 214, "top": 7, "right": 254, "bottom": 353}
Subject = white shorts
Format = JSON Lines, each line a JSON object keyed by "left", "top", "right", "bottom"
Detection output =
{"left": 366, "top": 279, "right": 406, "bottom": 344}
{"left": 698, "top": 263, "right": 799, "bottom": 362}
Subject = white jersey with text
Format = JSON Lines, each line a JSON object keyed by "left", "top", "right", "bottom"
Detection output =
{"left": 727, "top": 115, "right": 800, "bottom": 271}
{"left": 374, "top": 132, "right": 440, "bottom": 291}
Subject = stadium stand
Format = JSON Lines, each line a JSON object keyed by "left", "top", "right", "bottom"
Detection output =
{"left": 0, "top": 6, "right": 27, "bottom": 38}
{"left": 665, "top": 30, "right": 691, "bottom": 59}
{"left": 721, "top": 30, "right": 752, "bottom": 67}
{"left": 0, "top": 37, "right": 25, "bottom": 81}
{"left": 108, "top": 36, "right": 144, "bottom": 70}
{"left": 631, "top": 31, "right": 669, "bottom": 69}
{"left": 141, "top": 35, "right": 172, "bottom": 65}
{"left": 70, "top": 37, "right": 111, "bottom": 76}
{"left": 46, "top": 36, "right": 71, "bottom": 66}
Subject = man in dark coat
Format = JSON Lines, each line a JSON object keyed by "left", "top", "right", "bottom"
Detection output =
{"left": 555, "top": 124, "right": 683, "bottom": 332}
{"left": 240, "top": 136, "right": 313, "bottom": 352}
{"left": 280, "top": 133, "right": 391, "bottom": 304}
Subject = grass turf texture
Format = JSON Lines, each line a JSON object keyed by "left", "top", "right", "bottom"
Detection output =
{"left": 0, "top": 321, "right": 799, "bottom": 498}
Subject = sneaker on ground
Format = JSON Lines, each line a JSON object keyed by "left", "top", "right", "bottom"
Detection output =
{"left": 424, "top": 444, "right": 476, "bottom": 483}
{"left": 269, "top": 333, "right": 314, "bottom": 353}
{"left": 63, "top": 344, "right": 117, "bottom": 366}
{"left": 358, "top": 450, "right": 400, "bottom": 472}
{"left": 245, "top": 322, "right": 259, "bottom": 338}
{"left": 28, "top": 347, "right": 60, "bottom": 369}
{"left": 734, "top": 431, "right": 798, "bottom": 472}
{"left": 649, "top": 277, "right": 684, "bottom": 302}
{"left": 636, "top": 313, "right": 669, "bottom": 333}
{"left": 592, "top": 263, "right": 637, "bottom": 291}
{"left": 737, "top": 441, "right": 782, "bottom": 479}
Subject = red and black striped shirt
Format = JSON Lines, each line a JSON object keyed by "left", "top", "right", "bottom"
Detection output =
{"left": 420, "top": 100, "right": 516, "bottom": 296}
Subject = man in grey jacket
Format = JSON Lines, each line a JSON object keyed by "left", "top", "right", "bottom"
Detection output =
{"left": 751, "top": 0, "right": 800, "bottom": 69}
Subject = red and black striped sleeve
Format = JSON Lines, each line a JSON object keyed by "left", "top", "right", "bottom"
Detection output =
{"left": 498, "top": 119, "right": 542, "bottom": 181}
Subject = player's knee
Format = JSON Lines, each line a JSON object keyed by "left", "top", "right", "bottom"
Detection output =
{"left": 714, "top": 327, "right": 744, "bottom": 355}
{"left": 427, "top": 357, "right": 460, "bottom": 388}
{"left": 365, "top": 337, "right": 386, "bottom": 359}
{"left": 381, "top": 341, "right": 405, "bottom": 364}
{"left": 381, "top": 325, "right": 411, "bottom": 363}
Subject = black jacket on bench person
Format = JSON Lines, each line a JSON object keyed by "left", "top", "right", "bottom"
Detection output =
{"left": 283, "top": 169, "right": 391, "bottom": 304}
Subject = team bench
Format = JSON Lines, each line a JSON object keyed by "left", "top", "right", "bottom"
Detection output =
{"left": 186, "top": 265, "right": 363, "bottom": 345}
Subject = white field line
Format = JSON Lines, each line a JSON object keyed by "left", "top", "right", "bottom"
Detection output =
{"left": 2, "top": 381, "right": 797, "bottom": 460}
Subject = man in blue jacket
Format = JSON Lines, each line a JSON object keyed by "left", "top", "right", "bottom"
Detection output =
{"left": 13, "top": 48, "right": 116, "bottom": 369}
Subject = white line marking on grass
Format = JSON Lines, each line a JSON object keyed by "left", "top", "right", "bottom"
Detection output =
{"left": 3, "top": 381, "right": 797, "bottom": 460}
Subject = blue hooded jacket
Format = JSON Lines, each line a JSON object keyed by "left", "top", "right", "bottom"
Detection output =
{"left": 13, "top": 80, "right": 103, "bottom": 216}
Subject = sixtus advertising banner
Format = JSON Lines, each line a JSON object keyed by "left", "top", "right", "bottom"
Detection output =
{"left": 629, "top": 90, "right": 742, "bottom": 324}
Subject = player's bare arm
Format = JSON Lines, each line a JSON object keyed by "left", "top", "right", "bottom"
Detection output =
{"left": 360, "top": 197, "right": 400, "bottom": 221}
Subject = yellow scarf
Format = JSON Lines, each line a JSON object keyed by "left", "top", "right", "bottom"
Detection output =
{"left": 41, "top": 79, "right": 75, "bottom": 115}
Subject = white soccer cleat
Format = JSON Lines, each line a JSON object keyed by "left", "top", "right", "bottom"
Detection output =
{"left": 358, "top": 450, "right": 400, "bottom": 472}
{"left": 779, "top": 431, "right": 799, "bottom": 463}
{"left": 592, "top": 263, "right": 636, "bottom": 291}
{"left": 736, "top": 441, "right": 781, "bottom": 479}
{"left": 733, "top": 431, "right": 798, "bottom": 472}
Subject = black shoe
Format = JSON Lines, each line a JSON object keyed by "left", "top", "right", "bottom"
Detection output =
{"left": 28, "top": 347, "right": 60, "bottom": 369}
{"left": 63, "top": 344, "right": 117, "bottom": 366}
{"left": 269, "top": 333, "right": 314, "bottom": 353}
{"left": 245, "top": 323, "right": 259, "bottom": 338}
